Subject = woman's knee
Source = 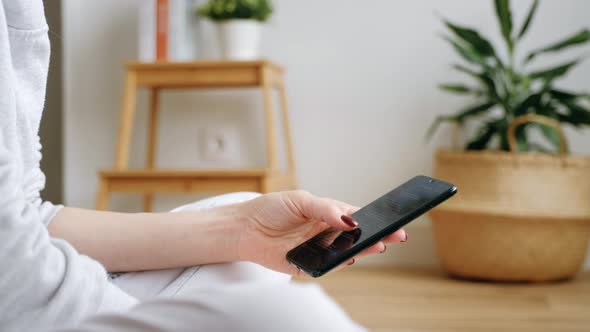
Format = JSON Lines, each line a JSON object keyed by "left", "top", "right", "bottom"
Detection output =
{"left": 177, "top": 283, "right": 365, "bottom": 331}
{"left": 65, "top": 283, "right": 364, "bottom": 332}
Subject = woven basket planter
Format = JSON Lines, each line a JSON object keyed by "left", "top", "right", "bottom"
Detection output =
{"left": 429, "top": 115, "right": 590, "bottom": 281}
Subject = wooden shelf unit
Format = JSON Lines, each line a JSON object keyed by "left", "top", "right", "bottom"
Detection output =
{"left": 96, "top": 60, "right": 297, "bottom": 211}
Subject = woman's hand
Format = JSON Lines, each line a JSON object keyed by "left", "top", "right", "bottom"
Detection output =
{"left": 235, "top": 190, "right": 407, "bottom": 276}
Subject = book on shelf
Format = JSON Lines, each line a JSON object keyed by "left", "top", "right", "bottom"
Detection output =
{"left": 138, "top": 0, "right": 201, "bottom": 62}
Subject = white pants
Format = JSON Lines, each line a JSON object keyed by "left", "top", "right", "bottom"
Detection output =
{"left": 58, "top": 193, "right": 365, "bottom": 332}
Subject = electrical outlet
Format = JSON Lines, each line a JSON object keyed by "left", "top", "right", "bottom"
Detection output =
{"left": 201, "top": 126, "right": 240, "bottom": 163}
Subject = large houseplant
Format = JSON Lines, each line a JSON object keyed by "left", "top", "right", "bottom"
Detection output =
{"left": 428, "top": 0, "right": 590, "bottom": 281}
{"left": 198, "top": 0, "right": 273, "bottom": 60}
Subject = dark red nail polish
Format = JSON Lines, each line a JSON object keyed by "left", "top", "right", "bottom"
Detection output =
{"left": 403, "top": 232, "right": 408, "bottom": 242}
{"left": 347, "top": 258, "right": 355, "bottom": 265}
{"left": 341, "top": 215, "right": 358, "bottom": 228}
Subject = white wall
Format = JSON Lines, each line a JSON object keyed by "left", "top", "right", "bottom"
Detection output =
{"left": 63, "top": 0, "right": 590, "bottom": 267}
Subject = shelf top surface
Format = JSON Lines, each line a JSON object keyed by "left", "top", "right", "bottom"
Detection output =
{"left": 127, "top": 59, "right": 283, "bottom": 72}
{"left": 100, "top": 168, "right": 272, "bottom": 177}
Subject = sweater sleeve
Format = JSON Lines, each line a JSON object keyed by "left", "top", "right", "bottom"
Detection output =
{"left": 0, "top": 2, "right": 137, "bottom": 331}
{"left": 28, "top": 138, "right": 64, "bottom": 226}
{"left": 0, "top": 134, "right": 139, "bottom": 331}
{"left": 2, "top": 0, "right": 62, "bottom": 226}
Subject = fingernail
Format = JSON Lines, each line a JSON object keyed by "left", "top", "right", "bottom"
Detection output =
{"left": 341, "top": 215, "right": 358, "bottom": 228}
{"left": 381, "top": 245, "right": 387, "bottom": 253}
{"left": 347, "top": 258, "right": 355, "bottom": 265}
{"left": 403, "top": 232, "right": 408, "bottom": 242}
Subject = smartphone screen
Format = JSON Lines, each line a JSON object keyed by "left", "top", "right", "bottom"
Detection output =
{"left": 286, "top": 175, "right": 456, "bottom": 277}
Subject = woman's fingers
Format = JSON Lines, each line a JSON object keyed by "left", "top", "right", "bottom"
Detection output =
{"left": 293, "top": 236, "right": 409, "bottom": 277}
{"left": 286, "top": 263, "right": 312, "bottom": 279}
{"left": 358, "top": 241, "right": 387, "bottom": 256}
{"left": 282, "top": 190, "right": 410, "bottom": 277}
{"left": 286, "top": 191, "right": 360, "bottom": 230}
{"left": 383, "top": 229, "right": 408, "bottom": 244}
{"left": 354, "top": 230, "right": 408, "bottom": 258}
{"left": 334, "top": 201, "right": 360, "bottom": 217}
{"left": 331, "top": 242, "right": 385, "bottom": 273}
{"left": 286, "top": 191, "right": 408, "bottom": 240}
{"left": 351, "top": 233, "right": 409, "bottom": 260}
{"left": 326, "top": 257, "right": 357, "bottom": 274}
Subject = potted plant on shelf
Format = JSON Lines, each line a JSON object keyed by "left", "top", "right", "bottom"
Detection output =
{"left": 197, "top": 0, "right": 273, "bottom": 60}
{"left": 428, "top": 0, "right": 590, "bottom": 281}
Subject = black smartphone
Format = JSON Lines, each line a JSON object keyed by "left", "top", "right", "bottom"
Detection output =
{"left": 286, "top": 175, "right": 457, "bottom": 277}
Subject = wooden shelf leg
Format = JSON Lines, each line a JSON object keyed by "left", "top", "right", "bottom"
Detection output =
{"left": 96, "top": 178, "right": 110, "bottom": 211}
{"left": 143, "top": 194, "right": 153, "bottom": 212}
{"left": 278, "top": 81, "right": 297, "bottom": 189}
{"left": 260, "top": 178, "right": 270, "bottom": 194}
{"left": 143, "top": 88, "right": 160, "bottom": 212}
{"left": 115, "top": 70, "right": 138, "bottom": 170}
{"left": 261, "top": 67, "right": 279, "bottom": 172}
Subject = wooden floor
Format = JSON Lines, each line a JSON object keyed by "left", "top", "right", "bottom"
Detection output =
{"left": 297, "top": 267, "right": 590, "bottom": 332}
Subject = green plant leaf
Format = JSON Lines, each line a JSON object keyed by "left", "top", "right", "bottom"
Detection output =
{"left": 513, "top": 92, "right": 544, "bottom": 116}
{"left": 453, "top": 65, "right": 500, "bottom": 100}
{"left": 494, "top": 0, "right": 514, "bottom": 53}
{"left": 425, "top": 115, "right": 456, "bottom": 140}
{"left": 438, "top": 83, "right": 482, "bottom": 95}
{"left": 452, "top": 64, "right": 480, "bottom": 78}
{"left": 520, "top": 104, "right": 562, "bottom": 151}
{"left": 526, "top": 29, "right": 590, "bottom": 63}
{"left": 434, "top": 1, "right": 590, "bottom": 152}
{"left": 558, "top": 101, "right": 590, "bottom": 126}
{"left": 197, "top": 0, "right": 273, "bottom": 22}
{"left": 496, "top": 119, "right": 510, "bottom": 150}
{"left": 529, "top": 59, "right": 580, "bottom": 82}
{"left": 444, "top": 37, "right": 487, "bottom": 66}
{"left": 444, "top": 21, "right": 497, "bottom": 58}
{"left": 528, "top": 142, "right": 553, "bottom": 153}
{"left": 539, "top": 125, "right": 562, "bottom": 151}
{"left": 549, "top": 89, "right": 579, "bottom": 102}
{"left": 454, "top": 101, "right": 497, "bottom": 121}
{"left": 517, "top": 0, "right": 539, "bottom": 39}
{"left": 426, "top": 101, "right": 496, "bottom": 141}
{"left": 557, "top": 113, "right": 588, "bottom": 127}
{"left": 515, "top": 125, "right": 529, "bottom": 151}
{"left": 537, "top": 103, "right": 560, "bottom": 119}
{"left": 466, "top": 122, "right": 496, "bottom": 150}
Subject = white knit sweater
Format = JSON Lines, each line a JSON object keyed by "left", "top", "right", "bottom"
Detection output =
{"left": 0, "top": 1, "right": 136, "bottom": 330}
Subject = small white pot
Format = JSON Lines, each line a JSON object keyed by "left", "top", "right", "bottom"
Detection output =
{"left": 216, "top": 19, "right": 262, "bottom": 60}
